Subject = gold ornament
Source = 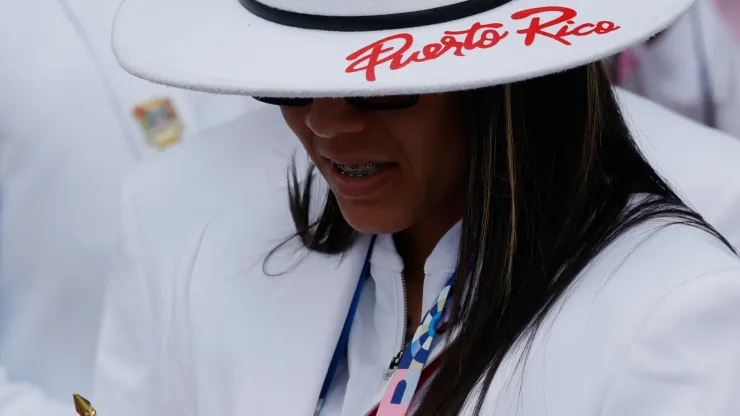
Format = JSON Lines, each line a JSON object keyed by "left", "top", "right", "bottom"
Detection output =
{"left": 73, "top": 394, "right": 97, "bottom": 416}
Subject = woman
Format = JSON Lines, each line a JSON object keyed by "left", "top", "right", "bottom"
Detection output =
{"left": 93, "top": 0, "right": 740, "bottom": 415}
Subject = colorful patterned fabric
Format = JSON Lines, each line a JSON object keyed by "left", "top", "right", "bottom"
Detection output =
{"left": 376, "top": 275, "right": 456, "bottom": 416}
{"left": 313, "top": 235, "right": 456, "bottom": 416}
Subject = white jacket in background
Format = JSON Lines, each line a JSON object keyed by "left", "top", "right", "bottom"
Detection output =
{"left": 0, "top": 0, "right": 264, "bottom": 414}
{"left": 626, "top": 0, "right": 740, "bottom": 137}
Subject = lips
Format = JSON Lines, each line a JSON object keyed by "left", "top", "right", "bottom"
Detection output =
{"left": 319, "top": 148, "right": 395, "bottom": 176}
{"left": 318, "top": 146, "right": 393, "bottom": 163}
{"left": 323, "top": 159, "right": 397, "bottom": 200}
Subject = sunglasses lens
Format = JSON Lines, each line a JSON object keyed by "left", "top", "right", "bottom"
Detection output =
{"left": 253, "top": 97, "right": 313, "bottom": 107}
{"left": 350, "top": 95, "right": 420, "bottom": 110}
{"left": 253, "top": 95, "right": 419, "bottom": 110}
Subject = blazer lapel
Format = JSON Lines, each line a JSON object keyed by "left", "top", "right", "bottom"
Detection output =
{"left": 187, "top": 221, "right": 373, "bottom": 416}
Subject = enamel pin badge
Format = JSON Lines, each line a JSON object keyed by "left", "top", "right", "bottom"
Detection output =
{"left": 132, "top": 98, "right": 184, "bottom": 149}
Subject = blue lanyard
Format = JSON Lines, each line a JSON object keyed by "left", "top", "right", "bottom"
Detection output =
{"left": 315, "top": 236, "right": 460, "bottom": 415}
{"left": 315, "top": 235, "right": 377, "bottom": 415}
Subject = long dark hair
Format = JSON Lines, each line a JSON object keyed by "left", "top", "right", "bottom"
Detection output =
{"left": 278, "top": 62, "right": 734, "bottom": 414}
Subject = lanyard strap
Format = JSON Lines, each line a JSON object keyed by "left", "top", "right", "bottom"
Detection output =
{"left": 366, "top": 349, "right": 449, "bottom": 416}
{"left": 315, "top": 235, "right": 376, "bottom": 416}
{"left": 315, "top": 234, "right": 457, "bottom": 416}
{"left": 377, "top": 272, "right": 456, "bottom": 416}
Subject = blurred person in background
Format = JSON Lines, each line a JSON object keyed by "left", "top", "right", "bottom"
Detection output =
{"left": 0, "top": 0, "right": 264, "bottom": 414}
{"left": 611, "top": 0, "right": 740, "bottom": 138}
{"left": 715, "top": 0, "right": 740, "bottom": 41}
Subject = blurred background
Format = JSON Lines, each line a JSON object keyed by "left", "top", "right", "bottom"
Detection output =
{"left": 0, "top": 0, "right": 738, "bottom": 414}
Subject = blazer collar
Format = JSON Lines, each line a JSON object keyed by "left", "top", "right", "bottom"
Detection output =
{"left": 187, "top": 217, "right": 373, "bottom": 416}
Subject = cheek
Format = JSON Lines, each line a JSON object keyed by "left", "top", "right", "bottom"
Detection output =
{"left": 397, "top": 118, "right": 467, "bottom": 190}
{"left": 424, "top": 136, "right": 466, "bottom": 196}
{"left": 433, "top": 101, "right": 469, "bottom": 183}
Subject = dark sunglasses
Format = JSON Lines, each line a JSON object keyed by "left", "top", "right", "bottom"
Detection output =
{"left": 253, "top": 95, "right": 420, "bottom": 111}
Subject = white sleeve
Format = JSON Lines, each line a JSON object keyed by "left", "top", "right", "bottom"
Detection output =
{"left": 92, "top": 181, "right": 199, "bottom": 416}
{"left": 630, "top": 0, "right": 736, "bottom": 125}
{"left": 600, "top": 267, "right": 740, "bottom": 415}
{"left": 0, "top": 368, "right": 73, "bottom": 415}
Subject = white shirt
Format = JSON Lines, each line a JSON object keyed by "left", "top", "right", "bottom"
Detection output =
{"left": 321, "top": 224, "right": 461, "bottom": 415}
{"left": 0, "top": 1, "right": 264, "bottom": 414}
{"left": 92, "top": 92, "right": 740, "bottom": 416}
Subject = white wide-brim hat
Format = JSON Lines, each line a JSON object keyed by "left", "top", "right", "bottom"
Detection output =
{"left": 113, "top": 0, "right": 694, "bottom": 97}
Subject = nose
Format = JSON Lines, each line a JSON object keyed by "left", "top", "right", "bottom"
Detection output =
{"left": 305, "top": 98, "right": 369, "bottom": 138}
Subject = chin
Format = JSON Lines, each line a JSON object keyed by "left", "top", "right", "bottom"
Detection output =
{"left": 337, "top": 201, "right": 415, "bottom": 236}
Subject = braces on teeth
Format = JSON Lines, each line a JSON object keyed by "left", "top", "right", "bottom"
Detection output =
{"left": 333, "top": 162, "right": 381, "bottom": 177}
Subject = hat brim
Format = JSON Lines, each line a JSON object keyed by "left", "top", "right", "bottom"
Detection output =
{"left": 112, "top": 0, "right": 694, "bottom": 97}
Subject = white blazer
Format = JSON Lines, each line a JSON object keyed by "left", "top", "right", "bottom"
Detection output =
{"left": 93, "top": 91, "right": 740, "bottom": 416}
{"left": 0, "top": 1, "right": 264, "bottom": 413}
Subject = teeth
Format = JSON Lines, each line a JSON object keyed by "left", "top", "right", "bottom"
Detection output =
{"left": 334, "top": 162, "right": 381, "bottom": 177}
